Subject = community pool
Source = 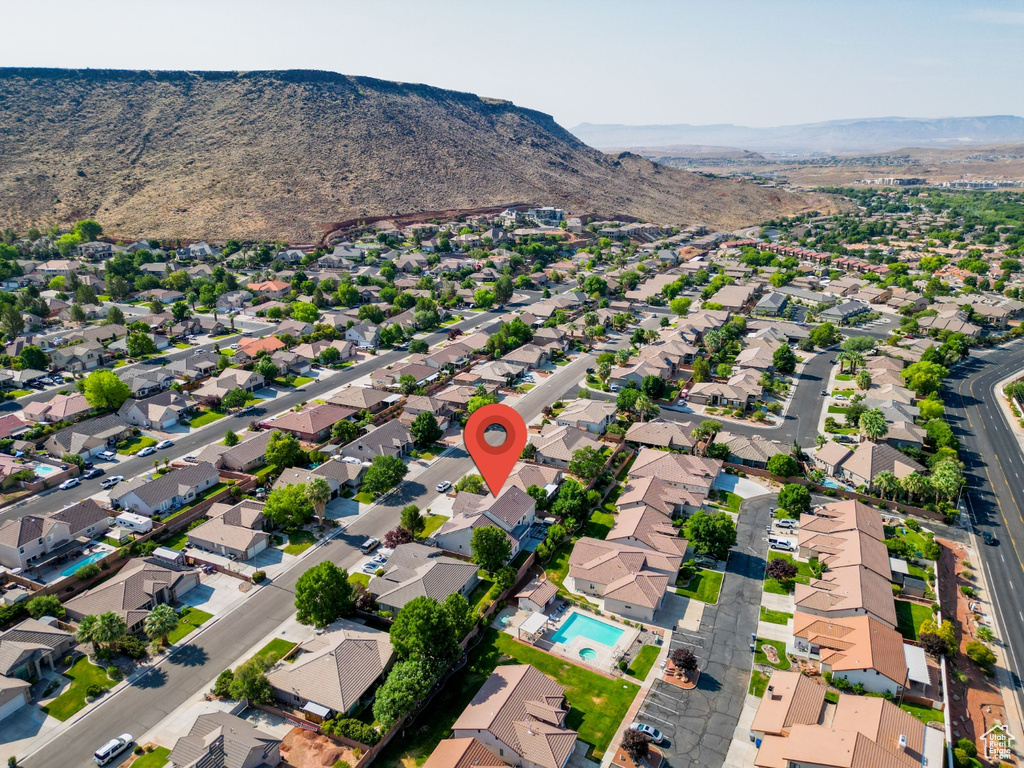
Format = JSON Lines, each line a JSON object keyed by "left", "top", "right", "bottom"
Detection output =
{"left": 60, "top": 551, "right": 107, "bottom": 578}
{"left": 550, "top": 612, "right": 625, "bottom": 648}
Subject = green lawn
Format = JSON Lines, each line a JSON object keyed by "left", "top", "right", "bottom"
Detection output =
{"left": 282, "top": 529, "right": 316, "bottom": 555}
{"left": 161, "top": 531, "right": 190, "bottom": 550}
{"left": 174, "top": 343, "right": 192, "bottom": 350}
{"left": 715, "top": 491, "right": 742, "bottom": 513}
{"left": 491, "top": 630, "right": 639, "bottom": 758}
{"left": 626, "top": 644, "right": 659, "bottom": 681}
{"left": 418, "top": 514, "right": 447, "bottom": 540}
{"left": 41, "top": 657, "right": 116, "bottom": 721}
{"left": 676, "top": 568, "right": 723, "bottom": 604}
{"left": 583, "top": 510, "right": 615, "bottom": 540}
{"left": 835, "top": 374, "right": 852, "bottom": 381}
{"left": 749, "top": 670, "right": 769, "bottom": 697}
{"left": 252, "top": 638, "right": 297, "bottom": 667}
{"left": 121, "top": 435, "right": 158, "bottom": 455}
{"left": 827, "top": 405, "right": 849, "bottom": 414}
{"left": 349, "top": 572, "right": 370, "bottom": 589}
{"left": 253, "top": 464, "right": 278, "bottom": 483}
{"left": 189, "top": 410, "right": 226, "bottom": 428}
{"left": 755, "top": 639, "right": 791, "bottom": 670}
{"left": 760, "top": 606, "right": 794, "bottom": 625}
{"left": 895, "top": 599, "right": 933, "bottom": 641}
{"left": 8, "top": 389, "right": 32, "bottom": 397}
{"left": 293, "top": 376, "right": 315, "bottom": 386}
{"left": 468, "top": 575, "right": 497, "bottom": 615}
{"left": 354, "top": 491, "right": 375, "bottom": 504}
{"left": 166, "top": 607, "right": 213, "bottom": 644}
{"left": 165, "top": 483, "right": 226, "bottom": 520}
{"left": 906, "top": 562, "right": 929, "bottom": 580}
{"left": 131, "top": 747, "right": 170, "bottom": 768}
{"left": 900, "top": 700, "right": 944, "bottom": 724}
{"left": 544, "top": 540, "right": 573, "bottom": 593}
{"left": 763, "top": 553, "right": 814, "bottom": 594}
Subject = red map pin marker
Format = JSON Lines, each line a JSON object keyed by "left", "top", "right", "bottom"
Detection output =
{"left": 465, "top": 403, "right": 528, "bottom": 498}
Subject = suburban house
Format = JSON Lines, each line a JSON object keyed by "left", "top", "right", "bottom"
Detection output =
{"left": 22, "top": 392, "right": 91, "bottom": 424}
{"left": 687, "top": 372, "right": 762, "bottom": 410}
{"left": 272, "top": 459, "right": 366, "bottom": 500}
{"left": 168, "top": 350, "right": 223, "bottom": 381}
{"left": 49, "top": 341, "right": 109, "bottom": 372}
{"left": 0, "top": 499, "right": 113, "bottom": 571}
{"left": 367, "top": 543, "right": 480, "bottom": 613}
{"left": 399, "top": 395, "right": 454, "bottom": 432}
{"left": 566, "top": 537, "right": 681, "bottom": 621}
{"left": 341, "top": 420, "right": 413, "bottom": 462}
{"left": 628, "top": 449, "right": 722, "bottom": 501}
{"left": 270, "top": 350, "right": 312, "bottom": 376}
{"left": 186, "top": 499, "right": 271, "bottom": 561}
{"left": 553, "top": 400, "right": 617, "bottom": 434}
{"left": 43, "top": 414, "right": 133, "bottom": 459}
{"left": 624, "top": 419, "right": 695, "bottom": 452}
{"left": 345, "top": 323, "right": 381, "bottom": 349}
{"left": 329, "top": 386, "right": 392, "bottom": 413}
{"left": 270, "top": 403, "right": 357, "bottom": 443}
{"left": 120, "top": 369, "right": 175, "bottom": 398}
{"left": 793, "top": 565, "right": 898, "bottom": 628}
{"left": 235, "top": 336, "right": 286, "bottom": 362}
{"left": 246, "top": 279, "right": 292, "bottom": 299}
{"left": 515, "top": 577, "right": 559, "bottom": 614}
{"left": 825, "top": 441, "right": 926, "bottom": 489}
{"left": 0, "top": 618, "right": 75, "bottom": 721}
{"left": 712, "top": 432, "right": 785, "bottom": 468}
{"left": 820, "top": 300, "right": 871, "bottom": 325}
{"left": 118, "top": 391, "right": 192, "bottom": 430}
{"left": 266, "top": 619, "right": 394, "bottom": 718}
{"left": 431, "top": 486, "right": 535, "bottom": 559}
{"left": 109, "top": 462, "right": 220, "bottom": 517}
{"left": 194, "top": 369, "right": 266, "bottom": 400}
{"left": 449, "top": 665, "right": 578, "bottom": 768}
{"left": 792, "top": 613, "right": 908, "bottom": 696}
{"left": 167, "top": 712, "right": 282, "bottom": 768}
{"left": 527, "top": 424, "right": 604, "bottom": 470}
{"left": 64, "top": 557, "right": 200, "bottom": 633}
{"left": 196, "top": 429, "right": 279, "bottom": 473}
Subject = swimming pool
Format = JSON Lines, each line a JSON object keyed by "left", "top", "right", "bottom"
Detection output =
{"left": 550, "top": 612, "right": 625, "bottom": 648}
{"left": 60, "top": 551, "right": 107, "bottom": 577}
{"left": 820, "top": 477, "right": 845, "bottom": 489}
{"left": 32, "top": 463, "right": 59, "bottom": 477}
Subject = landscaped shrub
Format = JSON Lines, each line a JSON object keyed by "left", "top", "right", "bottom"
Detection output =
{"left": 213, "top": 669, "right": 235, "bottom": 698}
{"left": 85, "top": 684, "right": 105, "bottom": 698}
{"left": 76, "top": 563, "right": 101, "bottom": 580}
{"left": 115, "top": 635, "right": 149, "bottom": 659}
{"left": 323, "top": 717, "right": 380, "bottom": 745}
{"left": 106, "top": 666, "right": 121, "bottom": 681}
{"left": 252, "top": 570, "right": 267, "bottom": 584}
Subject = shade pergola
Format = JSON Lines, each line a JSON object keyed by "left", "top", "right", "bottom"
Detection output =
{"left": 518, "top": 611, "right": 548, "bottom": 643}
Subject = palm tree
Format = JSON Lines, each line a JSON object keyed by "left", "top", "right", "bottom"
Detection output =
{"left": 814, "top": 434, "right": 827, "bottom": 449}
{"left": 634, "top": 393, "right": 655, "bottom": 423}
{"left": 835, "top": 351, "right": 849, "bottom": 374}
{"left": 931, "top": 460, "right": 964, "bottom": 503}
{"left": 144, "top": 604, "right": 180, "bottom": 647}
{"left": 900, "top": 473, "right": 928, "bottom": 504}
{"left": 846, "top": 352, "right": 865, "bottom": 373}
{"left": 859, "top": 409, "right": 888, "bottom": 442}
{"left": 856, "top": 370, "right": 872, "bottom": 390}
{"left": 76, "top": 614, "right": 100, "bottom": 648}
{"left": 93, "top": 611, "right": 127, "bottom": 651}
{"left": 305, "top": 477, "right": 332, "bottom": 527}
{"left": 874, "top": 471, "right": 899, "bottom": 501}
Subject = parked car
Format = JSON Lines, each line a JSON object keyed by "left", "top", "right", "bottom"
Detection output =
{"left": 239, "top": 405, "right": 257, "bottom": 415}
{"left": 370, "top": 554, "right": 388, "bottom": 567}
{"left": 183, "top": 454, "right": 198, "bottom": 462}
{"left": 137, "top": 446, "right": 157, "bottom": 457}
{"left": 98, "top": 450, "right": 117, "bottom": 461}
{"left": 83, "top": 468, "right": 105, "bottom": 480}
{"left": 360, "top": 537, "right": 381, "bottom": 554}
{"left": 821, "top": 390, "right": 828, "bottom": 396}
{"left": 436, "top": 480, "right": 452, "bottom": 493}
{"left": 628, "top": 723, "right": 664, "bottom": 745}
{"left": 775, "top": 518, "right": 797, "bottom": 530}
{"left": 362, "top": 561, "right": 382, "bottom": 574}
{"left": 155, "top": 439, "right": 174, "bottom": 450}
{"left": 59, "top": 478, "right": 80, "bottom": 490}
{"left": 834, "top": 394, "right": 848, "bottom": 401}
{"left": 94, "top": 734, "right": 133, "bottom": 766}
{"left": 101, "top": 475, "right": 124, "bottom": 489}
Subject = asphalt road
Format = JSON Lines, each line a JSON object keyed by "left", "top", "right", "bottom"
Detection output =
{"left": 22, "top": 344, "right": 594, "bottom": 768}
{"left": 945, "top": 339, "right": 1024, "bottom": 722}
{"left": 1, "top": 309, "right": 507, "bottom": 525}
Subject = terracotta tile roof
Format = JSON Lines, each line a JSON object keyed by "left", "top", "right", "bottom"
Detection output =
{"left": 799, "top": 501, "right": 885, "bottom": 541}
{"left": 798, "top": 529, "right": 892, "bottom": 580}
{"left": 422, "top": 738, "right": 506, "bottom": 768}
{"left": 271, "top": 403, "right": 356, "bottom": 437}
{"left": 793, "top": 613, "right": 908, "bottom": 686}
{"left": 624, "top": 419, "right": 696, "bottom": 450}
{"left": 629, "top": 448, "right": 721, "bottom": 492}
{"left": 516, "top": 576, "right": 559, "bottom": 607}
{"left": 794, "top": 565, "right": 899, "bottom": 628}
{"left": 749, "top": 670, "right": 825, "bottom": 736}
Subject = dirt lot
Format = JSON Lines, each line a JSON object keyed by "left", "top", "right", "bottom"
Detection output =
{"left": 281, "top": 728, "right": 360, "bottom": 768}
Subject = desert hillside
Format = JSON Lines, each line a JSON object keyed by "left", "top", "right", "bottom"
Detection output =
{"left": 0, "top": 68, "right": 831, "bottom": 241}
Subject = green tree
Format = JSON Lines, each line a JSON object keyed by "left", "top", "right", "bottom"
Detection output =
{"left": 931, "top": 459, "right": 964, "bottom": 502}
{"left": 106, "top": 305, "right": 125, "bottom": 326}
{"left": 855, "top": 370, "right": 872, "bottom": 390}
{"left": 569, "top": 446, "right": 605, "bottom": 479}
{"left": 473, "top": 288, "right": 495, "bottom": 309}
{"left": 127, "top": 332, "right": 157, "bottom": 358}
{"left": 901, "top": 361, "right": 948, "bottom": 397}
{"left": 18, "top": 345, "right": 48, "bottom": 371}
{"left": 409, "top": 339, "right": 429, "bottom": 354}
{"left": 691, "top": 357, "right": 711, "bottom": 383}
{"left": 291, "top": 302, "right": 320, "bottom": 323}
{"left": 471, "top": 526, "right": 512, "bottom": 572}
{"left": 809, "top": 322, "right": 840, "bottom": 347}
{"left": 171, "top": 301, "right": 192, "bottom": 322}
{"left": 81, "top": 369, "right": 131, "bottom": 410}
{"left": 552, "top": 478, "right": 591, "bottom": 524}
{"left": 925, "top": 419, "right": 958, "bottom": 450}
{"left": 266, "top": 431, "right": 306, "bottom": 468}
{"left": 641, "top": 375, "right": 664, "bottom": 399}
{"left": 222, "top": 388, "right": 250, "bottom": 409}
{"left": 264, "top": 484, "right": 314, "bottom": 528}
{"left": 844, "top": 401, "right": 867, "bottom": 428}
{"left": 0, "top": 304, "right": 23, "bottom": 338}
{"left": 778, "top": 484, "right": 811, "bottom": 517}
{"left": 295, "top": 561, "right": 354, "bottom": 627}
{"left": 373, "top": 658, "right": 438, "bottom": 728}
{"left": 441, "top": 593, "right": 473, "bottom": 637}
{"left": 26, "top": 594, "right": 64, "bottom": 619}
{"left": 332, "top": 420, "right": 360, "bottom": 443}
{"left": 840, "top": 336, "right": 875, "bottom": 354}
{"left": 144, "top": 603, "right": 180, "bottom": 646}
{"left": 467, "top": 393, "right": 499, "bottom": 414}
{"left": 94, "top": 611, "right": 127, "bottom": 650}
{"left": 363, "top": 454, "right": 409, "bottom": 497}
{"left": 69, "top": 304, "right": 87, "bottom": 323}
{"left": 670, "top": 297, "right": 692, "bottom": 317}
{"left": 75, "top": 614, "right": 99, "bottom": 647}
{"left": 456, "top": 474, "right": 485, "bottom": 494}
{"left": 410, "top": 411, "right": 443, "bottom": 446}
{"left": 772, "top": 345, "right": 798, "bottom": 375}
{"left": 400, "top": 504, "right": 425, "bottom": 537}
{"left": 859, "top": 409, "right": 888, "bottom": 441}
{"left": 966, "top": 640, "right": 996, "bottom": 669}
{"left": 389, "top": 596, "right": 460, "bottom": 665}
{"left": 224, "top": 430, "right": 240, "bottom": 447}
{"left": 766, "top": 454, "right": 800, "bottom": 478}
{"left": 685, "top": 510, "right": 737, "bottom": 561}
{"left": 74, "top": 219, "right": 103, "bottom": 241}
{"left": 494, "top": 275, "right": 514, "bottom": 305}
{"left": 305, "top": 477, "right": 332, "bottom": 526}
{"left": 918, "top": 398, "right": 944, "bottom": 422}
{"left": 874, "top": 471, "right": 899, "bottom": 501}
{"left": 229, "top": 658, "right": 273, "bottom": 704}
{"left": 254, "top": 356, "right": 279, "bottom": 380}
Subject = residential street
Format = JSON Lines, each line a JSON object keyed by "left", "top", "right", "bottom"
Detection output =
{"left": 21, "top": 345, "right": 593, "bottom": 768}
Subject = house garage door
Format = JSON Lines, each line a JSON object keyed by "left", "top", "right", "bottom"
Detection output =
{"left": 0, "top": 689, "right": 28, "bottom": 722}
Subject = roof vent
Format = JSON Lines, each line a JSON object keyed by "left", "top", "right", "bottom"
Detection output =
{"left": 898, "top": 734, "right": 908, "bottom": 749}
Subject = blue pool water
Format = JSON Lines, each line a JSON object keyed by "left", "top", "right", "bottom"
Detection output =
{"left": 60, "top": 551, "right": 107, "bottom": 577}
{"left": 820, "top": 477, "right": 844, "bottom": 489}
{"left": 32, "top": 464, "right": 59, "bottom": 477}
{"left": 550, "top": 612, "right": 625, "bottom": 647}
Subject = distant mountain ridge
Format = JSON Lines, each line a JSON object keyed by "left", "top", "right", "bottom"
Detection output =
{"left": 571, "top": 116, "right": 1024, "bottom": 155}
{"left": 0, "top": 68, "right": 829, "bottom": 241}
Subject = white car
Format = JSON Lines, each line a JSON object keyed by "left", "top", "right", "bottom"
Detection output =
{"left": 834, "top": 394, "right": 848, "bottom": 401}
{"left": 436, "top": 480, "right": 452, "bottom": 493}
{"left": 137, "top": 446, "right": 157, "bottom": 457}
{"left": 59, "top": 478, "right": 80, "bottom": 490}
{"left": 628, "top": 723, "right": 664, "bottom": 744}
{"left": 155, "top": 439, "right": 174, "bottom": 450}
{"left": 101, "top": 475, "right": 125, "bottom": 489}
{"left": 94, "top": 734, "right": 133, "bottom": 765}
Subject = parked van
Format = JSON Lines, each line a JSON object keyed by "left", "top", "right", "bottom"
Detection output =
{"left": 94, "top": 734, "right": 133, "bottom": 765}
{"left": 360, "top": 537, "right": 381, "bottom": 554}
{"left": 774, "top": 519, "right": 798, "bottom": 530}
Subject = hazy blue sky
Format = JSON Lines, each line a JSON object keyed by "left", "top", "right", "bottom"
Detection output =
{"left": 3, "top": 0, "right": 1021, "bottom": 129}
